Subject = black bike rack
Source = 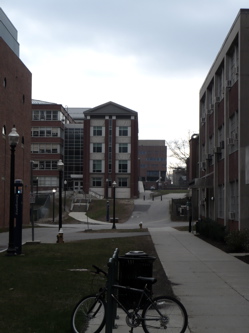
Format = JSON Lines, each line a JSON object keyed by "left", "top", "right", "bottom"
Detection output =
{"left": 105, "top": 248, "right": 119, "bottom": 333}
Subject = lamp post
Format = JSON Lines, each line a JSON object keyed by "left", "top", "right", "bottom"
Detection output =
{"left": 106, "top": 200, "right": 110, "bottom": 221}
{"left": 112, "top": 181, "right": 116, "bottom": 229}
{"left": 52, "top": 188, "right": 56, "bottom": 223}
{"left": 106, "top": 178, "right": 109, "bottom": 199}
{"left": 57, "top": 159, "right": 64, "bottom": 241}
{"left": 64, "top": 180, "right": 67, "bottom": 211}
{"left": 6, "top": 126, "right": 19, "bottom": 256}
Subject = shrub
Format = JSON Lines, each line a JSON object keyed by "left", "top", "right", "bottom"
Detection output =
{"left": 198, "top": 218, "right": 226, "bottom": 242}
{"left": 225, "top": 229, "right": 249, "bottom": 253}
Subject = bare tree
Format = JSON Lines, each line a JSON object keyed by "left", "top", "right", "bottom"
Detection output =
{"left": 166, "top": 138, "right": 189, "bottom": 170}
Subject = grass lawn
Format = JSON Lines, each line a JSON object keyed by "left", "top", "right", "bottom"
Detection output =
{"left": 0, "top": 235, "right": 172, "bottom": 333}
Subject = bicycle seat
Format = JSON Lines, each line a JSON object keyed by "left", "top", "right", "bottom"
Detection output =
{"left": 136, "top": 276, "right": 157, "bottom": 284}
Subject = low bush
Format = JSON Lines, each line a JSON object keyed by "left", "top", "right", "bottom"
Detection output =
{"left": 225, "top": 229, "right": 249, "bottom": 253}
{"left": 197, "top": 218, "right": 226, "bottom": 242}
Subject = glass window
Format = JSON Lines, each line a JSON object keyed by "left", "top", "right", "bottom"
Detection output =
{"left": 93, "top": 143, "right": 102, "bottom": 153}
{"left": 31, "top": 144, "right": 38, "bottom": 153}
{"left": 118, "top": 160, "right": 128, "bottom": 173}
{"left": 92, "top": 177, "right": 102, "bottom": 187}
{"left": 118, "top": 178, "right": 128, "bottom": 187}
{"left": 39, "top": 144, "right": 46, "bottom": 153}
{"left": 40, "top": 110, "right": 45, "bottom": 120}
{"left": 119, "top": 126, "right": 128, "bottom": 136}
{"left": 93, "top": 126, "right": 102, "bottom": 136}
{"left": 52, "top": 161, "right": 57, "bottom": 169}
{"left": 52, "top": 111, "right": 58, "bottom": 120}
{"left": 52, "top": 128, "right": 59, "bottom": 136}
{"left": 46, "top": 111, "right": 52, "bottom": 120}
{"left": 93, "top": 160, "right": 102, "bottom": 173}
{"left": 33, "top": 110, "right": 39, "bottom": 120}
{"left": 119, "top": 143, "right": 128, "bottom": 153}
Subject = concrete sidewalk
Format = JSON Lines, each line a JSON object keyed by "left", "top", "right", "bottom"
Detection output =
{"left": 149, "top": 227, "right": 249, "bottom": 333}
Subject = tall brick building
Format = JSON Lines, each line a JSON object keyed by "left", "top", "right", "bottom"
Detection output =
{"left": 192, "top": 9, "right": 249, "bottom": 231}
{"left": 0, "top": 9, "right": 32, "bottom": 227}
{"left": 83, "top": 101, "right": 139, "bottom": 199}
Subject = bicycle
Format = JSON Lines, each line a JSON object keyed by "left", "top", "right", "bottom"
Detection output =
{"left": 71, "top": 265, "right": 188, "bottom": 333}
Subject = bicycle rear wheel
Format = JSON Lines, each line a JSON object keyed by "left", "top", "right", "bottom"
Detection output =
{"left": 71, "top": 295, "right": 106, "bottom": 333}
{"left": 142, "top": 296, "right": 188, "bottom": 333}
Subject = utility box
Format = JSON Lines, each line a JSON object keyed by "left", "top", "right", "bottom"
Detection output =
{"left": 118, "top": 251, "right": 156, "bottom": 308}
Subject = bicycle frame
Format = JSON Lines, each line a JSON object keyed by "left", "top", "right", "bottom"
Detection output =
{"left": 110, "top": 283, "right": 162, "bottom": 320}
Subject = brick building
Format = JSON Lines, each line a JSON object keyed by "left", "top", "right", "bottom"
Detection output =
{"left": 31, "top": 101, "right": 75, "bottom": 192}
{"left": 192, "top": 9, "right": 249, "bottom": 231}
{"left": 138, "top": 140, "right": 167, "bottom": 189}
{"left": 83, "top": 101, "right": 139, "bottom": 199}
{"left": 0, "top": 9, "right": 32, "bottom": 227}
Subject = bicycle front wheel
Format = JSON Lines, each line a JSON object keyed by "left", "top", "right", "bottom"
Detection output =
{"left": 71, "top": 295, "right": 106, "bottom": 333}
{"left": 142, "top": 296, "right": 188, "bottom": 333}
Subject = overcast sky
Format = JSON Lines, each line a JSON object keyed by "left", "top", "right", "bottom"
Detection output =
{"left": 1, "top": 1, "right": 249, "bottom": 142}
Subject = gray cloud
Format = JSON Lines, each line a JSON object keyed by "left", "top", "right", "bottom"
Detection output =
{"left": 3, "top": 0, "right": 246, "bottom": 78}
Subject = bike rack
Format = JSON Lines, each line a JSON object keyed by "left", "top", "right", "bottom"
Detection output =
{"left": 105, "top": 248, "right": 119, "bottom": 333}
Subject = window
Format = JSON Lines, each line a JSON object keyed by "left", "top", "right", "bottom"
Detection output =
{"left": 93, "top": 126, "right": 102, "bottom": 136}
{"left": 93, "top": 143, "right": 102, "bottom": 153}
{"left": 93, "top": 160, "right": 102, "bottom": 173}
{"left": 119, "top": 126, "right": 128, "bottom": 136}
{"left": 119, "top": 143, "right": 128, "bottom": 153}
{"left": 46, "top": 111, "right": 52, "bottom": 120}
{"left": 92, "top": 177, "right": 102, "bottom": 187}
{"left": 52, "top": 111, "right": 58, "bottom": 120}
{"left": 39, "top": 176, "right": 58, "bottom": 187}
{"left": 33, "top": 110, "right": 39, "bottom": 120}
{"left": 118, "top": 178, "right": 128, "bottom": 187}
{"left": 118, "top": 160, "right": 128, "bottom": 173}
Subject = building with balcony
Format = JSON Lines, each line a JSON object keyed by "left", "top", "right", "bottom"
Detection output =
{"left": 194, "top": 9, "right": 249, "bottom": 231}
{"left": 83, "top": 101, "right": 139, "bottom": 199}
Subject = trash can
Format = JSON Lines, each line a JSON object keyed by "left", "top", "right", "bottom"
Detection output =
{"left": 118, "top": 251, "right": 156, "bottom": 308}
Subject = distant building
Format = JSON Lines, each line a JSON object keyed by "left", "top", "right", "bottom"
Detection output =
{"left": 191, "top": 9, "right": 249, "bottom": 231}
{"left": 31, "top": 101, "right": 75, "bottom": 192}
{"left": 0, "top": 9, "right": 31, "bottom": 227}
{"left": 138, "top": 140, "right": 167, "bottom": 189}
{"left": 83, "top": 101, "right": 139, "bottom": 198}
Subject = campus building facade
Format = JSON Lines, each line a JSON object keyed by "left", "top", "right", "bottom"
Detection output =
{"left": 138, "top": 140, "right": 167, "bottom": 189}
{"left": 0, "top": 9, "right": 31, "bottom": 227}
{"left": 195, "top": 9, "right": 249, "bottom": 231}
{"left": 83, "top": 102, "right": 139, "bottom": 199}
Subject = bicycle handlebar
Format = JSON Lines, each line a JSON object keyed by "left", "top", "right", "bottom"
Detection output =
{"left": 92, "top": 265, "right": 107, "bottom": 277}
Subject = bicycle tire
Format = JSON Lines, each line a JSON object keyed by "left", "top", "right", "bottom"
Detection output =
{"left": 71, "top": 295, "right": 106, "bottom": 333}
{"left": 142, "top": 296, "right": 188, "bottom": 333}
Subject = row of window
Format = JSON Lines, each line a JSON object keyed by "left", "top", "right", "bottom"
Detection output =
{"left": 92, "top": 177, "right": 128, "bottom": 187}
{"left": 32, "top": 110, "right": 60, "bottom": 121}
{"left": 93, "top": 160, "right": 128, "bottom": 173}
{"left": 31, "top": 143, "right": 60, "bottom": 154}
{"left": 31, "top": 127, "right": 60, "bottom": 137}
{"left": 93, "top": 126, "right": 129, "bottom": 137}
{"left": 92, "top": 143, "right": 129, "bottom": 153}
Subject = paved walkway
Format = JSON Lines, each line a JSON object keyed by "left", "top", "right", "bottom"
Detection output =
{"left": 149, "top": 227, "right": 249, "bottom": 333}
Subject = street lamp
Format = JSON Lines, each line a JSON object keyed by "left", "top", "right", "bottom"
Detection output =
{"left": 64, "top": 180, "right": 67, "bottom": 211}
{"left": 57, "top": 159, "right": 64, "bottom": 241}
{"left": 52, "top": 188, "right": 56, "bottom": 223}
{"left": 112, "top": 181, "right": 117, "bottom": 229}
{"left": 6, "top": 126, "right": 19, "bottom": 256}
{"left": 106, "top": 178, "right": 109, "bottom": 199}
